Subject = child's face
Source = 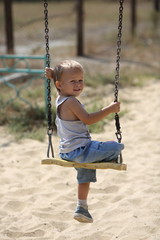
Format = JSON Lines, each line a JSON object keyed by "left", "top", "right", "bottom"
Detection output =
{"left": 56, "top": 69, "right": 84, "bottom": 97}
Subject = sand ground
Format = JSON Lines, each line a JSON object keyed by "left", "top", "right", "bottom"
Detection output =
{"left": 0, "top": 79, "right": 160, "bottom": 240}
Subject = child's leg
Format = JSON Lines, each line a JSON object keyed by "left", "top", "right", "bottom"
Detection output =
{"left": 82, "top": 141, "right": 124, "bottom": 163}
{"left": 76, "top": 168, "right": 96, "bottom": 209}
{"left": 74, "top": 169, "right": 96, "bottom": 223}
{"left": 74, "top": 182, "right": 93, "bottom": 223}
{"left": 77, "top": 182, "right": 90, "bottom": 210}
{"left": 60, "top": 141, "right": 124, "bottom": 164}
{"left": 78, "top": 182, "right": 90, "bottom": 200}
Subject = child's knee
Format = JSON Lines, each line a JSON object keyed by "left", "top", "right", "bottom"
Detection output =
{"left": 118, "top": 143, "right": 124, "bottom": 151}
{"left": 114, "top": 142, "right": 124, "bottom": 153}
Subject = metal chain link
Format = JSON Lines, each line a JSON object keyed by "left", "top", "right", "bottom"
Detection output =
{"left": 44, "top": 0, "right": 54, "bottom": 158}
{"left": 114, "top": 0, "right": 124, "bottom": 163}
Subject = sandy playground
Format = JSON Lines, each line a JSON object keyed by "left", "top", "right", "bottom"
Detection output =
{"left": 0, "top": 79, "right": 160, "bottom": 240}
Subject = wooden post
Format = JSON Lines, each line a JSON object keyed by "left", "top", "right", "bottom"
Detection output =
{"left": 154, "top": 0, "right": 159, "bottom": 11}
{"left": 4, "top": 0, "right": 14, "bottom": 54}
{"left": 153, "top": 0, "right": 159, "bottom": 30}
{"left": 130, "top": 0, "right": 137, "bottom": 37}
{"left": 76, "top": 0, "right": 84, "bottom": 56}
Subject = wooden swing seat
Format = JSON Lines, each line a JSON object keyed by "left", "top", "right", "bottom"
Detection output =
{"left": 41, "top": 158, "right": 127, "bottom": 171}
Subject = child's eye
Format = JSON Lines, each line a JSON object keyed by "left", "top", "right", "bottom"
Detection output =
{"left": 71, "top": 80, "right": 76, "bottom": 84}
{"left": 70, "top": 80, "right": 83, "bottom": 84}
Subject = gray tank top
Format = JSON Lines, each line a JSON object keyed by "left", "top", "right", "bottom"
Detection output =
{"left": 56, "top": 95, "right": 91, "bottom": 153}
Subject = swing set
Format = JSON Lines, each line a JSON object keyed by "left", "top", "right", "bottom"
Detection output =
{"left": 41, "top": 0, "right": 127, "bottom": 171}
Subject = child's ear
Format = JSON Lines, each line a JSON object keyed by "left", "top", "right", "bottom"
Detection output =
{"left": 55, "top": 81, "right": 61, "bottom": 90}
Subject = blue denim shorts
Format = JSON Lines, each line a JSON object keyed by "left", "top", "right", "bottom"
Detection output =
{"left": 60, "top": 141, "right": 124, "bottom": 184}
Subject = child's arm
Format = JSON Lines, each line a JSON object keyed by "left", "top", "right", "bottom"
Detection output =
{"left": 45, "top": 67, "right": 54, "bottom": 80}
{"left": 65, "top": 97, "right": 121, "bottom": 125}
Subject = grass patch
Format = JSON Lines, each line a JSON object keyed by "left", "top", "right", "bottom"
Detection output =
{"left": 0, "top": 104, "right": 56, "bottom": 141}
{"left": 85, "top": 70, "right": 160, "bottom": 89}
{"left": 120, "top": 71, "right": 160, "bottom": 87}
{"left": 0, "top": 69, "right": 153, "bottom": 140}
{"left": 0, "top": 69, "right": 157, "bottom": 141}
{"left": 0, "top": 0, "right": 159, "bottom": 141}
{"left": 85, "top": 74, "right": 113, "bottom": 88}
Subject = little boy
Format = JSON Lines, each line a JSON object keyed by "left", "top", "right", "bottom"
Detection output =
{"left": 45, "top": 60, "right": 124, "bottom": 223}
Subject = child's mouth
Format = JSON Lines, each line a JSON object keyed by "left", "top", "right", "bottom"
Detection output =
{"left": 74, "top": 89, "right": 81, "bottom": 91}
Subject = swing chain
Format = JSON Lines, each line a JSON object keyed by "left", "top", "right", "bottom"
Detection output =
{"left": 44, "top": 0, "right": 54, "bottom": 158}
{"left": 114, "top": 0, "right": 124, "bottom": 163}
{"left": 114, "top": 0, "right": 124, "bottom": 103}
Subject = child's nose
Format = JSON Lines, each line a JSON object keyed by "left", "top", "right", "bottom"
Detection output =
{"left": 74, "top": 81, "right": 80, "bottom": 86}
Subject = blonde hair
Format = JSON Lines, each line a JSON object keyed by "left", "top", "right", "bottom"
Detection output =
{"left": 53, "top": 60, "right": 84, "bottom": 83}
